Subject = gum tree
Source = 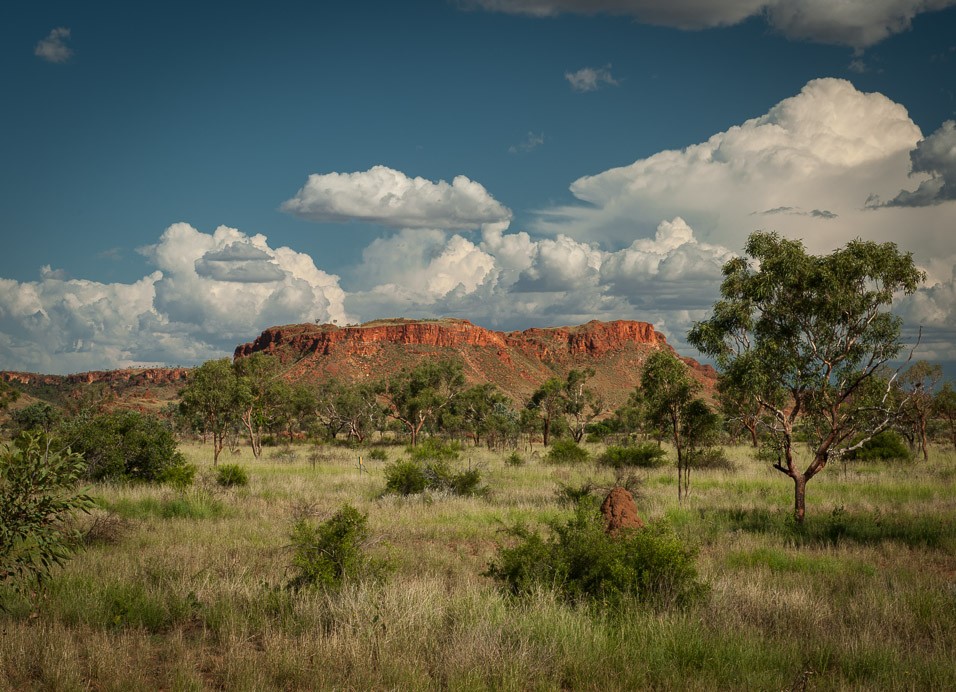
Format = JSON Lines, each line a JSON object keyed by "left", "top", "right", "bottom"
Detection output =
{"left": 688, "top": 232, "right": 924, "bottom": 522}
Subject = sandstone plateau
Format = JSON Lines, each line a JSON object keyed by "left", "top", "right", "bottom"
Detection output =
{"left": 1, "top": 319, "right": 714, "bottom": 412}
{"left": 234, "top": 318, "right": 715, "bottom": 408}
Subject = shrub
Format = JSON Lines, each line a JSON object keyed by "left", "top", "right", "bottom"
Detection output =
{"left": 545, "top": 439, "right": 589, "bottom": 464}
{"left": 847, "top": 430, "right": 912, "bottom": 461}
{"left": 57, "top": 410, "right": 187, "bottom": 483}
{"left": 216, "top": 463, "right": 249, "bottom": 488}
{"left": 486, "top": 504, "right": 705, "bottom": 609}
{"left": 554, "top": 481, "right": 597, "bottom": 507}
{"left": 1, "top": 433, "right": 94, "bottom": 597}
{"left": 159, "top": 463, "right": 196, "bottom": 490}
{"left": 504, "top": 451, "right": 525, "bottom": 467}
{"left": 408, "top": 437, "right": 461, "bottom": 461}
{"left": 686, "top": 447, "right": 735, "bottom": 470}
{"left": 367, "top": 447, "right": 388, "bottom": 462}
{"left": 383, "top": 458, "right": 487, "bottom": 497}
{"left": 597, "top": 444, "right": 667, "bottom": 469}
{"left": 288, "top": 504, "right": 385, "bottom": 590}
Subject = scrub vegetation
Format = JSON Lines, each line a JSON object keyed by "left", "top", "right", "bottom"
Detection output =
{"left": 1, "top": 439, "right": 954, "bottom": 690}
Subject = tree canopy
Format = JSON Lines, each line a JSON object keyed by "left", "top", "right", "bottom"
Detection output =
{"left": 688, "top": 231, "right": 924, "bottom": 522}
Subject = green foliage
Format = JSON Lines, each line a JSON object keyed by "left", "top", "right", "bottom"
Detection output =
{"left": 407, "top": 437, "right": 461, "bottom": 461}
{"left": 58, "top": 410, "right": 187, "bottom": 483}
{"left": 383, "top": 457, "right": 487, "bottom": 497}
{"left": 685, "top": 447, "right": 735, "bottom": 470}
{"left": 178, "top": 358, "right": 242, "bottom": 464}
{"left": 504, "top": 451, "right": 525, "bottom": 467}
{"left": 10, "top": 402, "right": 61, "bottom": 435}
{"left": 158, "top": 463, "right": 196, "bottom": 490}
{"left": 846, "top": 430, "right": 912, "bottom": 461}
{"left": 597, "top": 444, "right": 667, "bottom": 469}
{"left": 486, "top": 505, "right": 705, "bottom": 608}
{"left": 383, "top": 459, "right": 428, "bottom": 495}
{"left": 688, "top": 231, "right": 925, "bottom": 520}
{"left": 382, "top": 359, "right": 465, "bottom": 446}
{"left": 367, "top": 447, "right": 388, "bottom": 461}
{"left": 554, "top": 481, "right": 597, "bottom": 507}
{"left": 1, "top": 433, "right": 93, "bottom": 595}
{"left": 288, "top": 504, "right": 384, "bottom": 590}
{"left": 216, "top": 463, "right": 249, "bottom": 488}
{"left": 545, "top": 438, "right": 589, "bottom": 464}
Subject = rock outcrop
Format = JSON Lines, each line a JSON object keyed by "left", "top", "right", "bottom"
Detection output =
{"left": 232, "top": 318, "right": 708, "bottom": 408}
{"left": 2, "top": 318, "right": 715, "bottom": 412}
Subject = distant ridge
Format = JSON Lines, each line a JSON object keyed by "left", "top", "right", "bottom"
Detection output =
{"left": 234, "top": 318, "right": 716, "bottom": 408}
{"left": 1, "top": 319, "right": 715, "bottom": 412}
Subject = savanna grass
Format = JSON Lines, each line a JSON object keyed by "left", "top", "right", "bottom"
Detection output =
{"left": 1, "top": 440, "right": 953, "bottom": 689}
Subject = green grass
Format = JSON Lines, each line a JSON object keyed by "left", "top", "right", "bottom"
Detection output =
{"left": 1, "top": 440, "right": 954, "bottom": 690}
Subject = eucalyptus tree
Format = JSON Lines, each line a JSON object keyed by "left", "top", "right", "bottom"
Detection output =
{"left": 381, "top": 359, "right": 465, "bottom": 446}
{"left": 640, "top": 349, "right": 715, "bottom": 503}
{"left": 688, "top": 232, "right": 924, "bottom": 522}
{"left": 179, "top": 358, "right": 242, "bottom": 465}
{"left": 898, "top": 360, "right": 942, "bottom": 461}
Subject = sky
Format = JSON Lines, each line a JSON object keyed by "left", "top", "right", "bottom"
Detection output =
{"left": 2, "top": 0, "right": 956, "bottom": 375}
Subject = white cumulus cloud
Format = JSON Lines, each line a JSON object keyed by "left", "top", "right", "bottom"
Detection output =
{"left": 34, "top": 27, "right": 73, "bottom": 63}
{"left": 280, "top": 165, "right": 512, "bottom": 231}
{"left": 536, "top": 78, "right": 937, "bottom": 256}
{"left": 0, "top": 224, "right": 351, "bottom": 374}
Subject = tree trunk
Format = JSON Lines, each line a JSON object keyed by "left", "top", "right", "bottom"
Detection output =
{"left": 542, "top": 417, "right": 551, "bottom": 447}
{"left": 213, "top": 431, "right": 224, "bottom": 466}
{"left": 748, "top": 423, "right": 758, "bottom": 447}
{"left": 919, "top": 419, "right": 928, "bottom": 461}
{"left": 793, "top": 473, "right": 808, "bottom": 524}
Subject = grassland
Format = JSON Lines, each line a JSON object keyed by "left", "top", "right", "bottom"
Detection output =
{"left": 2, "top": 441, "right": 955, "bottom": 690}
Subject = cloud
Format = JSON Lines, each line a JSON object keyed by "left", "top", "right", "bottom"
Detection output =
{"left": 0, "top": 224, "right": 351, "bottom": 374}
{"left": 509, "top": 131, "right": 545, "bottom": 154}
{"left": 565, "top": 65, "right": 618, "bottom": 92}
{"left": 755, "top": 206, "right": 838, "bottom": 219}
{"left": 534, "top": 78, "right": 936, "bottom": 257}
{"left": 280, "top": 165, "right": 512, "bottom": 230}
{"left": 35, "top": 27, "right": 73, "bottom": 63}
{"left": 466, "top": 0, "right": 956, "bottom": 48}
{"left": 879, "top": 120, "right": 956, "bottom": 207}
{"left": 344, "top": 215, "right": 735, "bottom": 353}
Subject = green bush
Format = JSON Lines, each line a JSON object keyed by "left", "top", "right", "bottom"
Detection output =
{"left": 686, "top": 447, "right": 735, "bottom": 470}
{"left": 554, "top": 481, "right": 597, "bottom": 507}
{"left": 847, "top": 430, "right": 912, "bottom": 461}
{"left": 545, "top": 439, "right": 589, "bottom": 464}
{"left": 57, "top": 410, "right": 187, "bottom": 483}
{"left": 597, "top": 443, "right": 667, "bottom": 469}
{"left": 504, "top": 451, "right": 525, "bottom": 467}
{"left": 159, "top": 463, "right": 196, "bottom": 490}
{"left": 486, "top": 504, "right": 705, "bottom": 609}
{"left": 367, "top": 447, "right": 388, "bottom": 461}
{"left": 383, "top": 459, "right": 428, "bottom": 495}
{"left": 383, "top": 458, "right": 487, "bottom": 497}
{"left": 288, "top": 504, "right": 385, "bottom": 590}
{"left": 407, "top": 437, "right": 461, "bottom": 461}
{"left": 216, "top": 464, "right": 249, "bottom": 488}
{"left": 1, "top": 433, "right": 94, "bottom": 596}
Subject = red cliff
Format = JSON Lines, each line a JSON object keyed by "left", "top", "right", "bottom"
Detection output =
{"left": 234, "top": 318, "right": 710, "bottom": 407}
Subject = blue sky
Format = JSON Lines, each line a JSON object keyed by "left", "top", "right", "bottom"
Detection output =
{"left": 2, "top": 1, "right": 956, "bottom": 374}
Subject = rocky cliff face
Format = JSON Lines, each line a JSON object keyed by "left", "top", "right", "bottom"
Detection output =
{"left": 234, "top": 318, "right": 712, "bottom": 407}
{"left": 2, "top": 319, "right": 714, "bottom": 413}
{"left": 1, "top": 368, "right": 190, "bottom": 388}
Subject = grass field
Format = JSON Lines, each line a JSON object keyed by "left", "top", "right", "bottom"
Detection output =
{"left": 2, "top": 440, "right": 955, "bottom": 690}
